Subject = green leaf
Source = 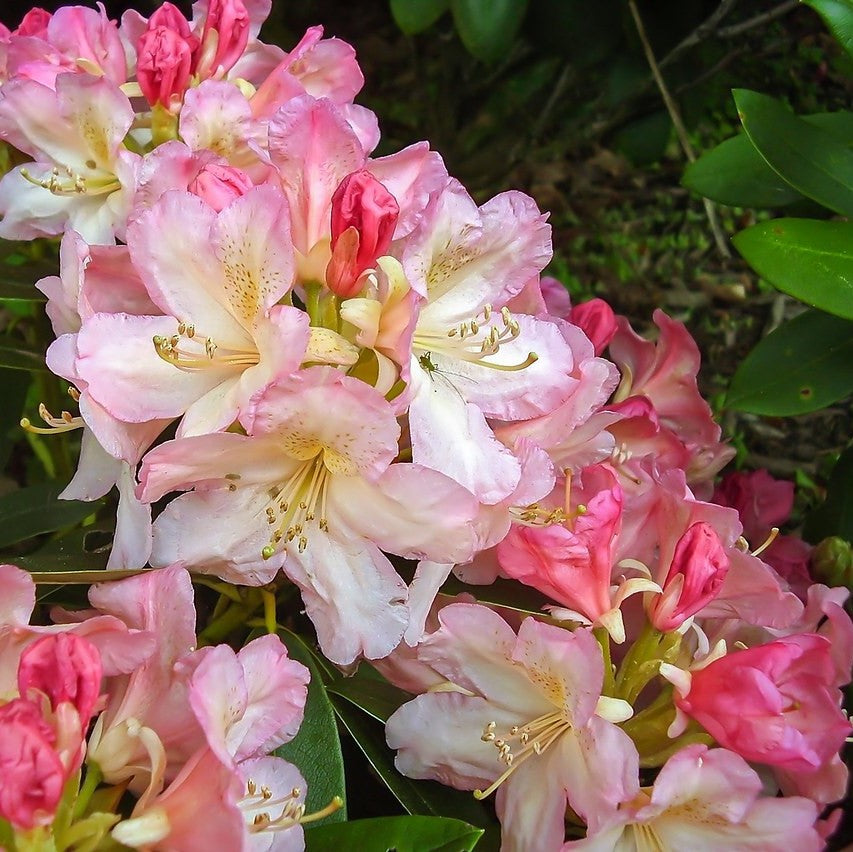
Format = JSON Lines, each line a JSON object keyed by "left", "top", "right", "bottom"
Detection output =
{"left": 13, "top": 527, "right": 112, "bottom": 574}
{"left": 805, "top": 444, "right": 853, "bottom": 542}
{"left": 733, "top": 89, "right": 853, "bottom": 217}
{"left": 389, "top": 0, "right": 450, "bottom": 34}
{"left": 803, "top": 0, "right": 853, "bottom": 59}
{"left": 450, "top": 0, "right": 528, "bottom": 63}
{"left": 329, "top": 676, "right": 412, "bottom": 723}
{"left": 0, "top": 483, "right": 100, "bottom": 549}
{"left": 329, "top": 694, "right": 496, "bottom": 837}
{"left": 439, "top": 575, "right": 551, "bottom": 616}
{"left": 726, "top": 309, "right": 853, "bottom": 415}
{"left": 0, "top": 335, "right": 47, "bottom": 372}
{"left": 684, "top": 111, "right": 853, "bottom": 209}
{"left": 275, "top": 630, "right": 347, "bottom": 825}
{"left": 733, "top": 218, "right": 853, "bottom": 319}
{"left": 305, "top": 815, "right": 482, "bottom": 852}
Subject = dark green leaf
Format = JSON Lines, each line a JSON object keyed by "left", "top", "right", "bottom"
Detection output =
{"left": 0, "top": 483, "right": 100, "bottom": 548}
{"left": 611, "top": 111, "right": 671, "bottom": 167}
{"left": 329, "top": 677, "right": 412, "bottom": 723}
{"left": 329, "top": 694, "right": 496, "bottom": 836}
{"left": 389, "top": 0, "right": 450, "bottom": 34}
{"left": 13, "top": 526, "right": 112, "bottom": 574}
{"left": 684, "top": 111, "right": 853, "bottom": 209}
{"left": 0, "top": 335, "right": 47, "bottom": 372}
{"left": 733, "top": 89, "right": 853, "bottom": 217}
{"left": 803, "top": 0, "right": 853, "bottom": 59}
{"left": 305, "top": 815, "right": 482, "bottom": 852}
{"left": 450, "top": 0, "right": 528, "bottom": 63}
{"left": 275, "top": 630, "right": 347, "bottom": 825}
{"left": 805, "top": 445, "right": 853, "bottom": 542}
{"left": 0, "top": 368, "right": 32, "bottom": 468}
{"left": 733, "top": 218, "right": 853, "bottom": 319}
{"left": 726, "top": 309, "right": 853, "bottom": 415}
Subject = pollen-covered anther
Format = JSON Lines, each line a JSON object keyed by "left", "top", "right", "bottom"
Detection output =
{"left": 474, "top": 711, "right": 571, "bottom": 800}
{"left": 20, "top": 163, "right": 120, "bottom": 197}
{"left": 153, "top": 322, "right": 258, "bottom": 371}
{"left": 510, "top": 503, "right": 568, "bottom": 527}
{"left": 21, "top": 402, "right": 85, "bottom": 435}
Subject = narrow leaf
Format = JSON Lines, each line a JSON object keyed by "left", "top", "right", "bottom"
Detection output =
{"left": 305, "top": 815, "right": 482, "bottom": 852}
{"left": 0, "top": 335, "right": 47, "bottom": 372}
{"left": 0, "top": 484, "right": 100, "bottom": 548}
{"left": 329, "top": 677, "right": 412, "bottom": 723}
{"left": 276, "top": 630, "right": 347, "bottom": 825}
{"left": 733, "top": 218, "right": 853, "bottom": 320}
{"left": 733, "top": 89, "right": 853, "bottom": 217}
{"left": 726, "top": 309, "right": 853, "bottom": 415}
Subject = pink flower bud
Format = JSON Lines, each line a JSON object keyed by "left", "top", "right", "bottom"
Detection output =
{"left": 0, "top": 699, "right": 65, "bottom": 830}
{"left": 326, "top": 169, "right": 399, "bottom": 298}
{"left": 675, "top": 634, "right": 851, "bottom": 773}
{"left": 188, "top": 162, "right": 253, "bottom": 211}
{"left": 539, "top": 275, "right": 572, "bottom": 319}
{"left": 149, "top": 2, "right": 193, "bottom": 38}
{"left": 17, "top": 633, "right": 102, "bottom": 725}
{"left": 196, "top": 0, "right": 250, "bottom": 78}
{"left": 650, "top": 521, "right": 728, "bottom": 631}
{"left": 14, "top": 7, "right": 51, "bottom": 38}
{"left": 570, "top": 298, "right": 617, "bottom": 355}
{"left": 137, "top": 25, "right": 194, "bottom": 109}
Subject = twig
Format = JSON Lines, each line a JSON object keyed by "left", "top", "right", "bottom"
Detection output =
{"left": 628, "top": 0, "right": 731, "bottom": 259}
{"left": 717, "top": 0, "right": 800, "bottom": 38}
{"left": 660, "top": 0, "right": 740, "bottom": 69}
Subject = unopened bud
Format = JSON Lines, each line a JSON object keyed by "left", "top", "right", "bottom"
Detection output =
{"left": 188, "top": 162, "right": 253, "bottom": 211}
{"left": 812, "top": 536, "right": 853, "bottom": 589}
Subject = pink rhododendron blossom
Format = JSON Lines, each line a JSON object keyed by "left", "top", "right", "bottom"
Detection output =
{"left": 565, "top": 745, "right": 821, "bottom": 851}
{"left": 648, "top": 521, "right": 729, "bottom": 631}
{"left": 569, "top": 298, "right": 617, "bottom": 356}
{"left": 139, "top": 367, "right": 480, "bottom": 663}
{"left": 17, "top": 632, "right": 102, "bottom": 724}
{"left": 663, "top": 633, "right": 851, "bottom": 773}
{"left": 188, "top": 161, "right": 254, "bottom": 211}
{"left": 387, "top": 604, "right": 638, "bottom": 851}
{"left": 712, "top": 468, "right": 794, "bottom": 543}
{"left": 0, "top": 699, "right": 65, "bottom": 830}
{"left": 326, "top": 168, "right": 400, "bottom": 297}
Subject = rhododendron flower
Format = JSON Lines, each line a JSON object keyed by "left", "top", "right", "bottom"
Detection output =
{"left": 565, "top": 745, "right": 821, "bottom": 851}
{"left": 387, "top": 604, "right": 638, "bottom": 851}
{"left": 138, "top": 367, "right": 480, "bottom": 663}
{"left": 662, "top": 633, "right": 851, "bottom": 773}
{"left": 569, "top": 298, "right": 617, "bottom": 356}
{"left": 76, "top": 186, "right": 307, "bottom": 437}
{"left": 0, "top": 73, "right": 139, "bottom": 243}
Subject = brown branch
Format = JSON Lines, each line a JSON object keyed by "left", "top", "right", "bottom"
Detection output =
{"left": 717, "top": 0, "right": 800, "bottom": 38}
{"left": 659, "top": 0, "right": 740, "bottom": 69}
{"left": 628, "top": 0, "right": 732, "bottom": 259}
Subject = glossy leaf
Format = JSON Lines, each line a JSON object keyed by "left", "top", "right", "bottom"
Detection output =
{"left": 275, "top": 630, "right": 347, "bottom": 825}
{"left": 684, "top": 111, "right": 853, "bottom": 209}
{"left": 328, "top": 694, "right": 497, "bottom": 837}
{"left": 733, "top": 218, "right": 853, "bottom": 319}
{"left": 804, "top": 444, "right": 853, "bottom": 542}
{"left": 733, "top": 89, "right": 853, "bottom": 217}
{"left": 803, "top": 0, "right": 853, "bottom": 59}
{"left": 329, "top": 676, "right": 412, "bottom": 723}
{"left": 0, "top": 335, "right": 47, "bottom": 371}
{"left": 0, "top": 484, "right": 101, "bottom": 549}
{"left": 390, "top": 0, "right": 449, "bottom": 34}
{"left": 305, "top": 815, "right": 482, "bottom": 851}
{"left": 14, "top": 527, "right": 112, "bottom": 574}
{"left": 726, "top": 309, "right": 853, "bottom": 415}
{"left": 450, "top": 0, "right": 528, "bottom": 63}
{"left": 439, "top": 575, "right": 551, "bottom": 616}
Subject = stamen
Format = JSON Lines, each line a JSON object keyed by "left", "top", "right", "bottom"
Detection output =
{"left": 473, "top": 712, "right": 570, "bottom": 800}
{"left": 21, "top": 403, "right": 85, "bottom": 435}
{"left": 241, "top": 779, "right": 343, "bottom": 835}
{"left": 153, "top": 323, "right": 259, "bottom": 372}
{"left": 20, "top": 164, "right": 120, "bottom": 197}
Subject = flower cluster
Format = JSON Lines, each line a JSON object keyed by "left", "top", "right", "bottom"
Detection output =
{"left": 0, "top": 562, "right": 326, "bottom": 850}
{"left": 0, "top": 2, "right": 850, "bottom": 850}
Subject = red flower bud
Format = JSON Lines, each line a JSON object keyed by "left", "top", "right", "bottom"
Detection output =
{"left": 137, "top": 25, "right": 194, "bottom": 109}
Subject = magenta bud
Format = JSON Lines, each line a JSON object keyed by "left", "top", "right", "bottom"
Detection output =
{"left": 570, "top": 298, "right": 617, "bottom": 356}
{"left": 137, "top": 25, "right": 193, "bottom": 108}
{"left": 188, "top": 162, "right": 253, "bottom": 211}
